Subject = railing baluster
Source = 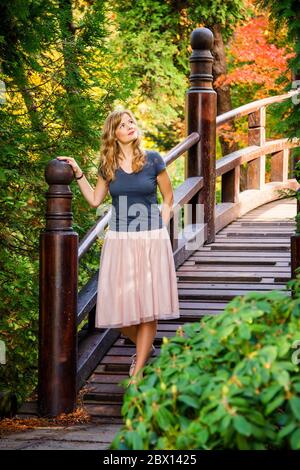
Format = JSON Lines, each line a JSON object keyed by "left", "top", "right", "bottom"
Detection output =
{"left": 221, "top": 166, "right": 240, "bottom": 203}
{"left": 246, "top": 107, "right": 266, "bottom": 190}
{"left": 271, "top": 148, "right": 289, "bottom": 182}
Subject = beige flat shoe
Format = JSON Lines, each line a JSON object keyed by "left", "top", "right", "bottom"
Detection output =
{"left": 128, "top": 345, "right": 156, "bottom": 377}
{"left": 129, "top": 354, "right": 137, "bottom": 377}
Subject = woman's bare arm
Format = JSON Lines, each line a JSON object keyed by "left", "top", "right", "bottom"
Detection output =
{"left": 157, "top": 169, "right": 174, "bottom": 226}
{"left": 77, "top": 174, "right": 109, "bottom": 208}
{"left": 56, "top": 156, "right": 109, "bottom": 208}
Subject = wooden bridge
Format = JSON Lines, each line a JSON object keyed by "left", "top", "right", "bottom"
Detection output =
{"left": 17, "top": 27, "right": 300, "bottom": 423}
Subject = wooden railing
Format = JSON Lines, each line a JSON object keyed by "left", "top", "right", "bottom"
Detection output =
{"left": 38, "top": 27, "right": 300, "bottom": 417}
{"left": 217, "top": 91, "right": 300, "bottom": 200}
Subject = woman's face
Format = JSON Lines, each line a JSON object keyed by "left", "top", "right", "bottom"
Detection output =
{"left": 115, "top": 113, "right": 138, "bottom": 144}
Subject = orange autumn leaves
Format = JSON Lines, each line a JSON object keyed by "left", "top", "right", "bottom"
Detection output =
{"left": 215, "top": 16, "right": 295, "bottom": 149}
{"left": 215, "top": 16, "right": 295, "bottom": 97}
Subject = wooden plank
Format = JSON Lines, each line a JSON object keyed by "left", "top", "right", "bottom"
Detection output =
{"left": 217, "top": 233, "right": 292, "bottom": 238}
{"left": 83, "top": 384, "right": 125, "bottom": 399}
{"left": 107, "top": 347, "right": 159, "bottom": 356}
{"left": 213, "top": 237, "right": 291, "bottom": 243}
{"left": 179, "top": 310, "right": 222, "bottom": 317}
{"left": 238, "top": 222, "right": 295, "bottom": 226}
{"left": 192, "top": 251, "right": 289, "bottom": 258}
{"left": 188, "top": 257, "right": 288, "bottom": 264}
{"left": 177, "top": 272, "right": 290, "bottom": 280}
{"left": 177, "top": 268, "right": 289, "bottom": 275}
{"left": 177, "top": 282, "right": 286, "bottom": 290}
{"left": 239, "top": 216, "right": 294, "bottom": 220}
{"left": 207, "top": 244, "right": 290, "bottom": 251}
{"left": 83, "top": 404, "right": 122, "bottom": 418}
{"left": 178, "top": 288, "right": 288, "bottom": 299}
{"left": 94, "top": 363, "right": 128, "bottom": 373}
{"left": 195, "top": 246, "right": 290, "bottom": 253}
{"left": 216, "top": 236, "right": 291, "bottom": 242}
{"left": 89, "top": 374, "right": 129, "bottom": 384}
{"left": 178, "top": 265, "right": 290, "bottom": 272}
{"left": 179, "top": 301, "right": 231, "bottom": 308}
{"left": 100, "top": 364, "right": 131, "bottom": 373}
{"left": 221, "top": 227, "right": 294, "bottom": 232}
{"left": 156, "top": 323, "right": 181, "bottom": 331}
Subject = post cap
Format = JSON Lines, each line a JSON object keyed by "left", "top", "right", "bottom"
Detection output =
{"left": 190, "top": 27, "right": 214, "bottom": 51}
{"left": 45, "top": 158, "right": 74, "bottom": 185}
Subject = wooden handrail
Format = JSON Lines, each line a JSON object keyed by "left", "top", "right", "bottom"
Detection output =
{"left": 78, "top": 211, "right": 110, "bottom": 261}
{"left": 217, "top": 89, "right": 300, "bottom": 127}
{"left": 216, "top": 138, "right": 300, "bottom": 177}
{"left": 164, "top": 131, "right": 200, "bottom": 165}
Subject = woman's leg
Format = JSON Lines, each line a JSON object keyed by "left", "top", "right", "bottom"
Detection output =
{"left": 119, "top": 325, "right": 138, "bottom": 344}
{"left": 132, "top": 320, "right": 157, "bottom": 377}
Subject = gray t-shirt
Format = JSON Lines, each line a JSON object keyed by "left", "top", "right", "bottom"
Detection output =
{"left": 102, "top": 150, "right": 166, "bottom": 232}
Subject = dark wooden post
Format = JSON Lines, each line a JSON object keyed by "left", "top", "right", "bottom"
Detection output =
{"left": 186, "top": 28, "right": 217, "bottom": 243}
{"left": 222, "top": 166, "right": 240, "bottom": 203}
{"left": 38, "top": 159, "right": 78, "bottom": 417}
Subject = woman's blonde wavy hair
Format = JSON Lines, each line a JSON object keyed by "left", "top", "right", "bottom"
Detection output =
{"left": 98, "top": 108, "right": 146, "bottom": 183}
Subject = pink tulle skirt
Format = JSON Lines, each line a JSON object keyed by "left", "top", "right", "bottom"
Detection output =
{"left": 95, "top": 226, "right": 180, "bottom": 329}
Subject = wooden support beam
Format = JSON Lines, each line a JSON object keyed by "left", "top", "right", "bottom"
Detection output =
{"left": 38, "top": 159, "right": 78, "bottom": 418}
{"left": 186, "top": 27, "right": 216, "bottom": 244}
{"left": 246, "top": 107, "right": 266, "bottom": 189}
{"left": 271, "top": 148, "right": 289, "bottom": 182}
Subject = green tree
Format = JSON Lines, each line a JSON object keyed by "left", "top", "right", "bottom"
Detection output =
{"left": 112, "top": 0, "right": 250, "bottom": 154}
{"left": 0, "top": 0, "right": 133, "bottom": 406}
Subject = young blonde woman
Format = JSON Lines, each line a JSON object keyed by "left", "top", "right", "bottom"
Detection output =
{"left": 57, "top": 108, "right": 180, "bottom": 386}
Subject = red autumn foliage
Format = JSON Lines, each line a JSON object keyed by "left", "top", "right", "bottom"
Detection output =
{"left": 215, "top": 16, "right": 294, "bottom": 96}
{"left": 215, "top": 15, "right": 295, "bottom": 149}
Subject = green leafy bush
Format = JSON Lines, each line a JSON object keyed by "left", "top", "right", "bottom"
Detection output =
{"left": 111, "top": 275, "right": 300, "bottom": 450}
{"left": 0, "top": 256, "right": 39, "bottom": 412}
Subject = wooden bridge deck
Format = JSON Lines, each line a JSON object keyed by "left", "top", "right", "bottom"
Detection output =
{"left": 16, "top": 197, "right": 296, "bottom": 425}
{"left": 82, "top": 197, "right": 296, "bottom": 423}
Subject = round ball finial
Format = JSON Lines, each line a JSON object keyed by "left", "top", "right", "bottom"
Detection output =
{"left": 45, "top": 158, "right": 74, "bottom": 185}
{"left": 190, "top": 27, "right": 214, "bottom": 51}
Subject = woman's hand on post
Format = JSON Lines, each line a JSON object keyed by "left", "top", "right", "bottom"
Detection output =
{"left": 55, "top": 156, "right": 108, "bottom": 208}
{"left": 56, "top": 156, "right": 82, "bottom": 177}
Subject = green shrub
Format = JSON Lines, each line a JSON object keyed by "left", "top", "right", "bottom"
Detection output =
{"left": 111, "top": 275, "right": 300, "bottom": 450}
{"left": 0, "top": 255, "right": 39, "bottom": 413}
